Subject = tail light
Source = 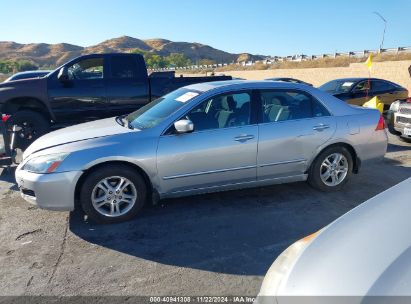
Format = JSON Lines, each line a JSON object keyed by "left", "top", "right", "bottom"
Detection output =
{"left": 375, "top": 115, "right": 385, "bottom": 131}
{"left": 406, "top": 98, "right": 411, "bottom": 103}
{"left": 1, "top": 114, "right": 10, "bottom": 122}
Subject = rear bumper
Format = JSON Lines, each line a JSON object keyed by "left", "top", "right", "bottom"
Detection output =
{"left": 15, "top": 164, "right": 82, "bottom": 211}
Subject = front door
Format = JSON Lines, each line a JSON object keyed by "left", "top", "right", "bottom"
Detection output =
{"left": 48, "top": 56, "right": 107, "bottom": 123}
{"left": 257, "top": 89, "right": 336, "bottom": 180}
{"left": 157, "top": 91, "right": 258, "bottom": 195}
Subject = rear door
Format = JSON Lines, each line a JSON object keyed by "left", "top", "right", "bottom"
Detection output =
{"left": 371, "top": 80, "right": 408, "bottom": 108}
{"left": 257, "top": 89, "right": 336, "bottom": 180}
{"left": 105, "top": 54, "right": 150, "bottom": 116}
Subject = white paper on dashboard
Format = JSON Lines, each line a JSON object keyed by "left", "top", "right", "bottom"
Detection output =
{"left": 175, "top": 92, "right": 199, "bottom": 102}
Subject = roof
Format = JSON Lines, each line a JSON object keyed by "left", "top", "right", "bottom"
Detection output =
{"left": 184, "top": 80, "right": 311, "bottom": 92}
{"left": 328, "top": 77, "right": 386, "bottom": 82}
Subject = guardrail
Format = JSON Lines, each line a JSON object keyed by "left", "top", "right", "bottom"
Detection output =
{"left": 149, "top": 46, "right": 411, "bottom": 72}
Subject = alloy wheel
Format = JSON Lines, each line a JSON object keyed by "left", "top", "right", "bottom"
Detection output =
{"left": 320, "top": 153, "right": 349, "bottom": 187}
{"left": 91, "top": 176, "right": 137, "bottom": 217}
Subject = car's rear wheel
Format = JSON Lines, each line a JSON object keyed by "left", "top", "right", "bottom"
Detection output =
{"left": 308, "top": 146, "right": 353, "bottom": 191}
{"left": 80, "top": 165, "right": 147, "bottom": 223}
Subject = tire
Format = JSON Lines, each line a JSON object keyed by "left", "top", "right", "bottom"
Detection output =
{"left": 80, "top": 164, "right": 147, "bottom": 224}
{"left": 308, "top": 146, "right": 353, "bottom": 192}
{"left": 7, "top": 110, "right": 50, "bottom": 150}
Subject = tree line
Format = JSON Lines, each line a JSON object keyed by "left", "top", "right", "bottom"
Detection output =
{"left": 131, "top": 49, "right": 216, "bottom": 69}
{"left": 0, "top": 60, "right": 38, "bottom": 74}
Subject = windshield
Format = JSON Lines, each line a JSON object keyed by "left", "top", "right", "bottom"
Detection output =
{"left": 319, "top": 80, "right": 356, "bottom": 94}
{"left": 126, "top": 88, "right": 202, "bottom": 129}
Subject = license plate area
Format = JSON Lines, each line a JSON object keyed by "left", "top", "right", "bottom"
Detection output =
{"left": 404, "top": 128, "right": 411, "bottom": 136}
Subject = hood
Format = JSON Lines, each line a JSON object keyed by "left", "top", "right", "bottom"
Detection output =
{"left": 24, "top": 117, "right": 135, "bottom": 158}
{"left": 0, "top": 77, "right": 44, "bottom": 89}
{"left": 0, "top": 77, "right": 48, "bottom": 104}
{"left": 276, "top": 178, "right": 411, "bottom": 297}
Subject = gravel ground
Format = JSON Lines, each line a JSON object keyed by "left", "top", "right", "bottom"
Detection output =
{"left": 0, "top": 133, "right": 410, "bottom": 297}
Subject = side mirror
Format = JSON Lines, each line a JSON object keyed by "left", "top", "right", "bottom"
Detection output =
{"left": 174, "top": 119, "right": 194, "bottom": 134}
{"left": 57, "top": 67, "right": 70, "bottom": 82}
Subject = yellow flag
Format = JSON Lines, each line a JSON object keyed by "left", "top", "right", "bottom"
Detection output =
{"left": 365, "top": 53, "right": 373, "bottom": 70}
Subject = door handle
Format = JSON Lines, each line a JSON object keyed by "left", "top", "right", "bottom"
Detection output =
{"left": 313, "top": 124, "right": 330, "bottom": 131}
{"left": 234, "top": 134, "right": 255, "bottom": 142}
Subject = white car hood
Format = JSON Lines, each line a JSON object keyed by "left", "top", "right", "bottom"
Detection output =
{"left": 270, "top": 178, "right": 411, "bottom": 298}
{"left": 24, "top": 117, "right": 134, "bottom": 158}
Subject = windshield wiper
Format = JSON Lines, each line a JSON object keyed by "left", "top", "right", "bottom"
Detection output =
{"left": 115, "top": 115, "right": 126, "bottom": 127}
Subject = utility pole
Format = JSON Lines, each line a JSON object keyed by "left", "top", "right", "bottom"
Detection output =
{"left": 373, "top": 12, "right": 387, "bottom": 51}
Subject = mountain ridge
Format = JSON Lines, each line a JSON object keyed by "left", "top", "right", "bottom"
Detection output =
{"left": 0, "top": 36, "right": 266, "bottom": 68}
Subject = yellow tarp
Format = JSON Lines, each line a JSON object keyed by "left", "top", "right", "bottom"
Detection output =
{"left": 363, "top": 96, "right": 384, "bottom": 114}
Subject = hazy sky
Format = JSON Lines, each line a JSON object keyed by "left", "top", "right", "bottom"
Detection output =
{"left": 1, "top": 0, "right": 410, "bottom": 56}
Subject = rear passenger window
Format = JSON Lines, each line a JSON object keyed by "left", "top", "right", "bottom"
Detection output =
{"left": 371, "top": 80, "right": 395, "bottom": 92}
{"left": 186, "top": 91, "right": 252, "bottom": 131}
{"left": 111, "top": 56, "right": 139, "bottom": 79}
{"left": 260, "top": 90, "right": 329, "bottom": 123}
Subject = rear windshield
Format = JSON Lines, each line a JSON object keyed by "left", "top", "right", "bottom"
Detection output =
{"left": 127, "top": 88, "right": 202, "bottom": 129}
{"left": 319, "top": 80, "right": 356, "bottom": 94}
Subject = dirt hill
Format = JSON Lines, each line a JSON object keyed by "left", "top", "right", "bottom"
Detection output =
{"left": 0, "top": 36, "right": 265, "bottom": 68}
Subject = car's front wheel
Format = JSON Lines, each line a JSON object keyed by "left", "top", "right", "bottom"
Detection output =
{"left": 80, "top": 164, "right": 147, "bottom": 223}
{"left": 308, "top": 146, "right": 353, "bottom": 192}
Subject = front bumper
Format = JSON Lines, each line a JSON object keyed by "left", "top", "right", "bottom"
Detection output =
{"left": 15, "top": 164, "right": 82, "bottom": 211}
{"left": 393, "top": 113, "right": 411, "bottom": 139}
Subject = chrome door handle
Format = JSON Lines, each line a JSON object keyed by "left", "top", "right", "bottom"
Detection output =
{"left": 313, "top": 124, "right": 330, "bottom": 131}
{"left": 234, "top": 134, "right": 255, "bottom": 142}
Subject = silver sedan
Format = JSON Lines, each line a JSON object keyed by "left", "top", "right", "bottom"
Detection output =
{"left": 15, "top": 81, "right": 388, "bottom": 223}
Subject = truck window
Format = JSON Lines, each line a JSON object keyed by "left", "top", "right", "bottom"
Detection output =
{"left": 111, "top": 56, "right": 139, "bottom": 79}
{"left": 68, "top": 58, "right": 103, "bottom": 80}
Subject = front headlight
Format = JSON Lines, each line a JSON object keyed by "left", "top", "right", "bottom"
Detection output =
{"left": 23, "top": 153, "right": 70, "bottom": 173}
{"left": 257, "top": 231, "right": 321, "bottom": 301}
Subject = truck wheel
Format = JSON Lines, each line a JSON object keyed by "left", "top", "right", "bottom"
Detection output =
{"left": 80, "top": 164, "right": 147, "bottom": 224}
{"left": 7, "top": 110, "right": 50, "bottom": 150}
{"left": 308, "top": 146, "right": 353, "bottom": 192}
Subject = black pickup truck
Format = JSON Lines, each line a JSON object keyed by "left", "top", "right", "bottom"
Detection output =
{"left": 0, "top": 53, "right": 231, "bottom": 149}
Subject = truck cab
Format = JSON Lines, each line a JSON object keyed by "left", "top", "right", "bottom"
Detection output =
{"left": 48, "top": 53, "right": 150, "bottom": 122}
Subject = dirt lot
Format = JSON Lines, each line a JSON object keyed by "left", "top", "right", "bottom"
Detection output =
{"left": 0, "top": 133, "right": 410, "bottom": 297}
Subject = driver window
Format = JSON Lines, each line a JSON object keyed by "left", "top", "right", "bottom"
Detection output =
{"left": 67, "top": 58, "right": 104, "bottom": 80}
{"left": 353, "top": 81, "right": 370, "bottom": 92}
{"left": 185, "top": 91, "right": 252, "bottom": 132}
